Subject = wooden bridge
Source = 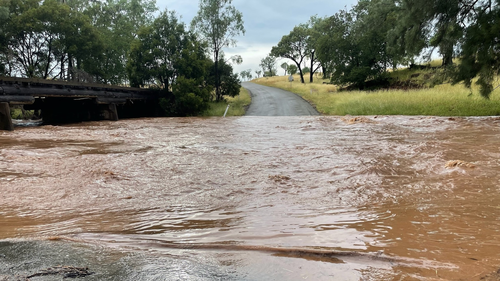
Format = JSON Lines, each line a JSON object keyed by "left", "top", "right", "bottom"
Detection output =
{"left": 0, "top": 77, "right": 160, "bottom": 130}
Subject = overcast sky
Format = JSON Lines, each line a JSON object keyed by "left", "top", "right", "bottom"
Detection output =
{"left": 156, "top": 0, "right": 358, "bottom": 77}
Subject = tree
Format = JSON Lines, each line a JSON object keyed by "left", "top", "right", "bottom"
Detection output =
{"left": 255, "top": 70, "right": 262, "bottom": 78}
{"left": 287, "top": 64, "right": 297, "bottom": 75}
{"left": 306, "top": 15, "right": 326, "bottom": 81}
{"left": 81, "top": 0, "right": 157, "bottom": 84}
{"left": 259, "top": 55, "right": 277, "bottom": 77}
{"left": 280, "top": 62, "right": 288, "bottom": 75}
{"left": 271, "top": 25, "right": 308, "bottom": 83}
{"left": 0, "top": 4, "right": 8, "bottom": 75}
{"left": 271, "top": 17, "right": 324, "bottom": 83}
{"left": 205, "top": 56, "right": 240, "bottom": 100}
{"left": 127, "top": 10, "right": 213, "bottom": 116}
{"left": 0, "top": 0, "right": 103, "bottom": 79}
{"left": 0, "top": 0, "right": 157, "bottom": 82}
{"left": 191, "top": 0, "right": 245, "bottom": 102}
{"left": 127, "top": 10, "right": 191, "bottom": 90}
{"left": 451, "top": 6, "right": 500, "bottom": 98}
{"left": 385, "top": 0, "right": 498, "bottom": 96}
{"left": 239, "top": 69, "right": 252, "bottom": 81}
{"left": 386, "top": 0, "right": 493, "bottom": 68}
{"left": 316, "top": 1, "right": 399, "bottom": 88}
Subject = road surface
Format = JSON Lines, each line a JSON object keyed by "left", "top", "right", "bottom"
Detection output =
{"left": 242, "top": 82, "right": 319, "bottom": 116}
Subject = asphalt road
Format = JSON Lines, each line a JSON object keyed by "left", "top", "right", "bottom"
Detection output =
{"left": 242, "top": 82, "right": 319, "bottom": 116}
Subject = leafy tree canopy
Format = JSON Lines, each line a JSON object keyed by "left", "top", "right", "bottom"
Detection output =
{"left": 270, "top": 25, "right": 309, "bottom": 83}
{"left": 287, "top": 64, "right": 298, "bottom": 75}
{"left": 280, "top": 62, "right": 288, "bottom": 75}
{"left": 191, "top": 0, "right": 245, "bottom": 101}
{"left": 259, "top": 55, "right": 277, "bottom": 77}
{"left": 0, "top": 0, "right": 103, "bottom": 79}
{"left": 127, "top": 10, "right": 214, "bottom": 116}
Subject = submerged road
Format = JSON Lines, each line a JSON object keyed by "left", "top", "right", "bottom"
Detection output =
{"left": 2, "top": 116, "right": 500, "bottom": 280}
{"left": 242, "top": 82, "right": 319, "bottom": 116}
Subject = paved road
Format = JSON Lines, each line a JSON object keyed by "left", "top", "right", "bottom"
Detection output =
{"left": 242, "top": 82, "right": 319, "bottom": 116}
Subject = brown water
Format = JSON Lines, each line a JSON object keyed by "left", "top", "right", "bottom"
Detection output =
{"left": 1, "top": 116, "right": 500, "bottom": 280}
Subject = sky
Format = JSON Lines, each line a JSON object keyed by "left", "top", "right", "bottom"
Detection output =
{"left": 156, "top": 0, "right": 358, "bottom": 78}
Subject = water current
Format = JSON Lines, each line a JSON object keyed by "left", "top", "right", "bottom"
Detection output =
{"left": 1, "top": 116, "right": 500, "bottom": 280}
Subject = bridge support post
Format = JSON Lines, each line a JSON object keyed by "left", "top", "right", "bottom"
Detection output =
{"left": 0, "top": 102, "right": 14, "bottom": 131}
{"left": 108, "top": 103, "right": 118, "bottom": 121}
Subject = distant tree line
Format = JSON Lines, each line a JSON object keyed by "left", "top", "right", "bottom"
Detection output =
{"left": 266, "top": 0, "right": 500, "bottom": 98}
{"left": 0, "top": 0, "right": 244, "bottom": 115}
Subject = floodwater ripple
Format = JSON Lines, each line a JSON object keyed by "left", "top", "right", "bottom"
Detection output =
{"left": 1, "top": 116, "right": 500, "bottom": 280}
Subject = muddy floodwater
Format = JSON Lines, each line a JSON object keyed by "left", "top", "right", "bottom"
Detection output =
{"left": 1, "top": 116, "right": 500, "bottom": 280}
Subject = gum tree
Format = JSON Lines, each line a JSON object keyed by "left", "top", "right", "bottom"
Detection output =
{"left": 127, "top": 10, "right": 213, "bottom": 116}
{"left": 0, "top": 0, "right": 103, "bottom": 79}
{"left": 271, "top": 25, "right": 308, "bottom": 83}
{"left": 280, "top": 62, "right": 288, "bottom": 76}
{"left": 191, "top": 0, "right": 245, "bottom": 101}
{"left": 259, "top": 55, "right": 277, "bottom": 77}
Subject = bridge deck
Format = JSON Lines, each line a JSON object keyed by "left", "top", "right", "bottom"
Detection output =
{"left": 0, "top": 77, "right": 158, "bottom": 105}
{"left": 0, "top": 77, "right": 161, "bottom": 131}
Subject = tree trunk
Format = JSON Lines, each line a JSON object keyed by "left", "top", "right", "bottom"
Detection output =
{"left": 68, "top": 54, "right": 73, "bottom": 81}
{"left": 6, "top": 54, "right": 13, "bottom": 76}
{"left": 309, "top": 51, "right": 315, "bottom": 83}
{"left": 43, "top": 38, "right": 53, "bottom": 79}
{"left": 215, "top": 50, "right": 221, "bottom": 101}
{"left": 298, "top": 67, "right": 305, "bottom": 83}
{"left": 60, "top": 54, "right": 65, "bottom": 80}
{"left": 442, "top": 49, "right": 453, "bottom": 66}
{"left": 440, "top": 41, "right": 454, "bottom": 67}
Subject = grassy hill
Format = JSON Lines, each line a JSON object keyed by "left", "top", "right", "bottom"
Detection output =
{"left": 252, "top": 64, "right": 500, "bottom": 116}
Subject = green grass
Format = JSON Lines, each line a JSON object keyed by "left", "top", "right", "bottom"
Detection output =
{"left": 253, "top": 74, "right": 500, "bottom": 116}
{"left": 10, "top": 107, "right": 23, "bottom": 119}
{"left": 9, "top": 106, "right": 35, "bottom": 119}
{"left": 202, "top": 86, "right": 252, "bottom": 116}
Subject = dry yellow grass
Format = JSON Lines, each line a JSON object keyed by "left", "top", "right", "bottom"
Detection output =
{"left": 252, "top": 75, "right": 500, "bottom": 116}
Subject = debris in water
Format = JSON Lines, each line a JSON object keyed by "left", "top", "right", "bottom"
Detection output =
{"left": 26, "top": 266, "right": 94, "bottom": 279}
{"left": 341, "top": 116, "right": 376, "bottom": 124}
{"left": 0, "top": 275, "right": 29, "bottom": 281}
{"left": 444, "top": 160, "right": 475, "bottom": 169}
{"left": 479, "top": 267, "right": 500, "bottom": 281}
{"left": 269, "top": 175, "right": 291, "bottom": 183}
